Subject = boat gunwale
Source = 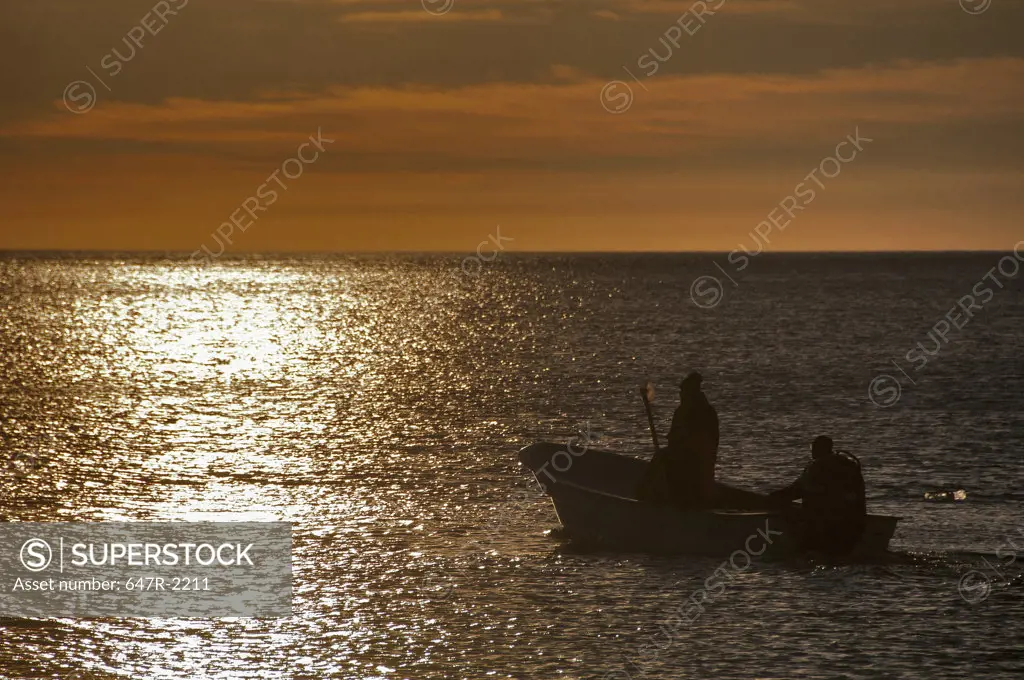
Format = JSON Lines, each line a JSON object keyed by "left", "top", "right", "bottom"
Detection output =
{"left": 542, "top": 477, "right": 902, "bottom": 523}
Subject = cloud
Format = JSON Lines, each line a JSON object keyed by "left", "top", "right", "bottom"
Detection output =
{"left": 6, "top": 58, "right": 1023, "bottom": 171}
{"left": 550, "top": 64, "right": 588, "bottom": 81}
{"left": 613, "top": 0, "right": 799, "bottom": 15}
{"left": 338, "top": 9, "right": 504, "bottom": 23}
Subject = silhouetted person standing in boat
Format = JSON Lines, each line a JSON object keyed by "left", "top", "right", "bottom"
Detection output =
{"left": 667, "top": 371, "right": 720, "bottom": 507}
{"left": 638, "top": 372, "right": 719, "bottom": 508}
{"left": 769, "top": 435, "right": 866, "bottom": 555}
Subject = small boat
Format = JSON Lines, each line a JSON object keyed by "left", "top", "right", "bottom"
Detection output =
{"left": 518, "top": 442, "right": 900, "bottom": 557}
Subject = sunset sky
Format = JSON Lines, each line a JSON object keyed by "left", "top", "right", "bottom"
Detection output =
{"left": 1, "top": 0, "right": 1022, "bottom": 252}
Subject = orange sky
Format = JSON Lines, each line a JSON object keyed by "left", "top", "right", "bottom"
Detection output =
{"left": 1, "top": 0, "right": 1022, "bottom": 252}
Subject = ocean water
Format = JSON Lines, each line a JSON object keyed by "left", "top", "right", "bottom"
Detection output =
{"left": 0, "top": 252, "right": 1021, "bottom": 679}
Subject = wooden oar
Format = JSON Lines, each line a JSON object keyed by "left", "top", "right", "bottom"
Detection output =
{"left": 639, "top": 382, "right": 660, "bottom": 453}
{"left": 636, "top": 381, "right": 671, "bottom": 502}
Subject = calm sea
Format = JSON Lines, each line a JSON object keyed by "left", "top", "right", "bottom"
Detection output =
{"left": 1, "top": 252, "right": 1021, "bottom": 679}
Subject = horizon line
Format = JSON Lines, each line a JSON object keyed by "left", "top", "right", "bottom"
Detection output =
{"left": 1, "top": 248, "right": 1019, "bottom": 256}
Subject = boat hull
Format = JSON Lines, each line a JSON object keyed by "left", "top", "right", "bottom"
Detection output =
{"left": 519, "top": 442, "right": 899, "bottom": 557}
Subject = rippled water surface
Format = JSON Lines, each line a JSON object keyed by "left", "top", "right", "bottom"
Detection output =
{"left": 1, "top": 253, "right": 1022, "bottom": 679}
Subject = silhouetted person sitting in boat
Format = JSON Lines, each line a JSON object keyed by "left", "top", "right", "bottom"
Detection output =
{"left": 637, "top": 372, "right": 720, "bottom": 509}
{"left": 768, "top": 435, "right": 866, "bottom": 555}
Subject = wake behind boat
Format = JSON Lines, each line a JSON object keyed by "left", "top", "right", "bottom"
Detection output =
{"left": 518, "top": 442, "right": 900, "bottom": 557}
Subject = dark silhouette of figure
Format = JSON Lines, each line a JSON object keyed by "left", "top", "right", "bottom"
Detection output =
{"left": 769, "top": 435, "right": 867, "bottom": 555}
{"left": 666, "top": 372, "right": 720, "bottom": 505}
{"left": 637, "top": 372, "right": 719, "bottom": 508}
